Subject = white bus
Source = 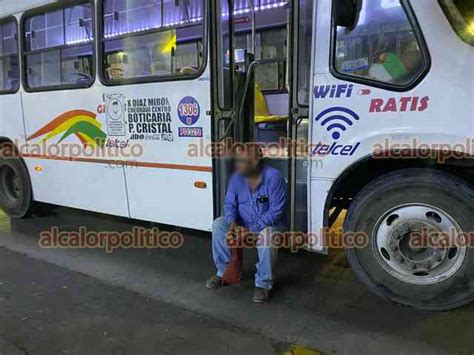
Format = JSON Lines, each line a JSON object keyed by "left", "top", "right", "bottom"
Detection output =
{"left": 0, "top": 0, "right": 472, "bottom": 310}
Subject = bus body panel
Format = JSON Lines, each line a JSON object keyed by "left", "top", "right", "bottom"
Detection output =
{"left": 0, "top": 94, "right": 25, "bottom": 145}
{"left": 24, "top": 157, "right": 131, "bottom": 216}
{"left": 0, "top": 0, "right": 55, "bottom": 17}
{"left": 22, "top": 87, "right": 131, "bottom": 217}
{"left": 308, "top": 0, "right": 474, "bottom": 251}
{"left": 21, "top": 71, "right": 214, "bottom": 231}
{"left": 116, "top": 70, "right": 214, "bottom": 231}
{"left": 3, "top": 0, "right": 215, "bottom": 231}
{"left": 126, "top": 167, "right": 213, "bottom": 229}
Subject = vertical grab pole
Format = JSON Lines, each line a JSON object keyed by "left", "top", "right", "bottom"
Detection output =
{"left": 248, "top": 0, "right": 256, "bottom": 55}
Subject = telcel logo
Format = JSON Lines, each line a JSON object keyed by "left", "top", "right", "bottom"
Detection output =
{"left": 312, "top": 141, "right": 361, "bottom": 157}
{"left": 314, "top": 84, "right": 354, "bottom": 99}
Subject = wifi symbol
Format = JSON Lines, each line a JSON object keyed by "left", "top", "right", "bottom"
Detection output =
{"left": 315, "top": 106, "right": 360, "bottom": 140}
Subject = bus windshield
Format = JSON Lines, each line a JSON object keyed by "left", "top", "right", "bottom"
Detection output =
{"left": 334, "top": 0, "right": 426, "bottom": 87}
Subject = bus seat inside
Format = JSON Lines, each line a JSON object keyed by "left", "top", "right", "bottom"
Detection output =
{"left": 254, "top": 84, "right": 288, "bottom": 124}
{"left": 254, "top": 84, "right": 288, "bottom": 144}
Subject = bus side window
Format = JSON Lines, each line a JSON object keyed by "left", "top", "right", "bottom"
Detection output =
{"left": 101, "top": 0, "right": 205, "bottom": 84}
{"left": 0, "top": 18, "right": 20, "bottom": 94}
{"left": 333, "top": 0, "right": 428, "bottom": 88}
{"left": 233, "top": 26, "right": 287, "bottom": 92}
{"left": 255, "top": 29, "right": 287, "bottom": 92}
{"left": 23, "top": 2, "right": 94, "bottom": 91}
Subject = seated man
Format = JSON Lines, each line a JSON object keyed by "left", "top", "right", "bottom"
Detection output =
{"left": 206, "top": 144, "right": 287, "bottom": 303}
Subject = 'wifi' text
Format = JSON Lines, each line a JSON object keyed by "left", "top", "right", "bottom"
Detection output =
{"left": 314, "top": 84, "right": 354, "bottom": 99}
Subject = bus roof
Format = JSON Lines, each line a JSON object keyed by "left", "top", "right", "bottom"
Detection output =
{"left": 0, "top": 0, "right": 56, "bottom": 17}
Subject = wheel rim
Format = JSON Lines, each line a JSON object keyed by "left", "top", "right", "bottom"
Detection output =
{"left": 372, "top": 204, "right": 467, "bottom": 285}
{"left": 0, "top": 165, "right": 21, "bottom": 207}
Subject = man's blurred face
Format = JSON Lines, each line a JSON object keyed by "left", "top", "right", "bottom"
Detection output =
{"left": 234, "top": 148, "right": 261, "bottom": 177}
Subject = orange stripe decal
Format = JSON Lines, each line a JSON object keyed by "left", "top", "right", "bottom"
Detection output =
{"left": 22, "top": 154, "right": 213, "bottom": 173}
{"left": 27, "top": 110, "right": 97, "bottom": 141}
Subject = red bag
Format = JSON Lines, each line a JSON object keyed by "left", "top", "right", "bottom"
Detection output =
{"left": 222, "top": 229, "right": 244, "bottom": 285}
{"left": 222, "top": 247, "right": 243, "bottom": 285}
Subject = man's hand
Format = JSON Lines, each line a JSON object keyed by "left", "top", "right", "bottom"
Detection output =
{"left": 226, "top": 222, "right": 240, "bottom": 246}
{"left": 226, "top": 222, "right": 252, "bottom": 247}
{"left": 227, "top": 222, "right": 260, "bottom": 249}
{"left": 229, "top": 221, "right": 239, "bottom": 234}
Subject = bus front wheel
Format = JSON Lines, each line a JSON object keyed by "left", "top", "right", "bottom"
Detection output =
{"left": 0, "top": 150, "right": 33, "bottom": 218}
{"left": 344, "top": 168, "right": 474, "bottom": 311}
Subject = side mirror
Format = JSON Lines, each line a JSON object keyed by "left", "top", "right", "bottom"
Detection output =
{"left": 334, "top": 0, "right": 363, "bottom": 29}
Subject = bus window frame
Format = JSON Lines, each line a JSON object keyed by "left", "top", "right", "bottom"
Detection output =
{"left": 234, "top": 25, "right": 289, "bottom": 95}
{"left": 0, "top": 16, "right": 20, "bottom": 95}
{"left": 329, "top": 0, "right": 431, "bottom": 92}
{"left": 97, "top": 0, "right": 209, "bottom": 87}
{"left": 20, "top": 0, "right": 96, "bottom": 93}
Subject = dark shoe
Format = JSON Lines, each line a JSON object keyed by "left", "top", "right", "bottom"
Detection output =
{"left": 253, "top": 287, "right": 271, "bottom": 303}
{"left": 206, "top": 275, "right": 224, "bottom": 289}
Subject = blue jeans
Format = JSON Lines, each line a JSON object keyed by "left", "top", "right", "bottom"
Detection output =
{"left": 211, "top": 217, "right": 284, "bottom": 290}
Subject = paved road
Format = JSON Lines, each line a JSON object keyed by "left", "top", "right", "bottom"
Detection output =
{"left": 0, "top": 208, "right": 472, "bottom": 355}
{"left": 0, "top": 247, "right": 282, "bottom": 355}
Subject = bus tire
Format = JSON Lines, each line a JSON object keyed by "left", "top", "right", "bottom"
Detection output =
{"left": 0, "top": 151, "right": 34, "bottom": 218}
{"left": 344, "top": 168, "right": 474, "bottom": 311}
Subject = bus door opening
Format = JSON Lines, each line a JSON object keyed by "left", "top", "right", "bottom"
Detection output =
{"left": 213, "top": 0, "right": 297, "bottom": 226}
{"left": 232, "top": 0, "right": 292, "bottom": 225}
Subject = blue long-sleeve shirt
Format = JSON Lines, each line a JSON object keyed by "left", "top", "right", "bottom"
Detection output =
{"left": 224, "top": 166, "right": 287, "bottom": 232}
